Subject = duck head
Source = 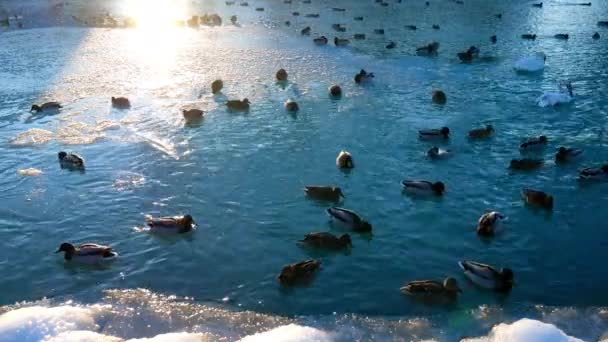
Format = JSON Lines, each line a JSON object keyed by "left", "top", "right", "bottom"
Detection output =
{"left": 428, "top": 147, "right": 439, "bottom": 157}
{"left": 486, "top": 124, "right": 495, "bottom": 133}
{"left": 56, "top": 242, "right": 76, "bottom": 255}
{"left": 31, "top": 105, "right": 41, "bottom": 112}
{"left": 543, "top": 195, "right": 554, "bottom": 209}
{"left": 58, "top": 151, "right": 67, "bottom": 160}
{"left": 211, "top": 79, "right": 223, "bottom": 94}
{"left": 243, "top": 98, "right": 251, "bottom": 105}
{"left": 183, "top": 214, "right": 195, "bottom": 227}
{"left": 333, "top": 187, "right": 345, "bottom": 198}
{"left": 329, "top": 85, "right": 342, "bottom": 97}
{"left": 285, "top": 100, "right": 299, "bottom": 112}
{"left": 357, "top": 220, "right": 372, "bottom": 232}
{"left": 602, "top": 165, "right": 608, "bottom": 172}
{"left": 539, "top": 135, "right": 548, "bottom": 143}
{"left": 432, "top": 181, "right": 445, "bottom": 195}
{"left": 500, "top": 268, "right": 514, "bottom": 282}
{"left": 440, "top": 127, "right": 450, "bottom": 138}
{"left": 339, "top": 234, "right": 352, "bottom": 247}
{"left": 276, "top": 69, "right": 288, "bottom": 82}
{"left": 443, "top": 277, "right": 461, "bottom": 293}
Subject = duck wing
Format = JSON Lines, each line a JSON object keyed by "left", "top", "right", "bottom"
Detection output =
{"left": 327, "top": 207, "right": 361, "bottom": 225}
{"left": 402, "top": 180, "right": 432, "bottom": 190}
{"left": 401, "top": 280, "right": 443, "bottom": 294}
{"left": 419, "top": 129, "right": 440, "bottom": 136}
{"left": 459, "top": 261, "right": 500, "bottom": 288}
{"left": 295, "top": 259, "right": 321, "bottom": 273}
{"left": 78, "top": 243, "right": 112, "bottom": 256}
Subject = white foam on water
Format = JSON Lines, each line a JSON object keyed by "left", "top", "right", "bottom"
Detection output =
{"left": 46, "top": 331, "right": 122, "bottom": 342}
{"left": 10, "top": 129, "right": 54, "bottom": 146}
{"left": 462, "top": 318, "right": 584, "bottom": 342}
{"left": 126, "top": 332, "right": 206, "bottom": 342}
{"left": 239, "top": 324, "right": 333, "bottom": 342}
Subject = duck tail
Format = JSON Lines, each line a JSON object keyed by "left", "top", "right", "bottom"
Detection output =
{"left": 458, "top": 261, "right": 467, "bottom": 271}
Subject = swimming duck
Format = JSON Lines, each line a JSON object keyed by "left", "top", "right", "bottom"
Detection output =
{"left": 554, "top": 34, "right": 569, "bottom": 40}
{"left": 334, "top": 37, "right": 350, "bottom": 46}
{"left": 329, "top": 85, "right": 343, "bottom": 98}
{"left": 555, "top": 147, "right": 583, "bottom": 163}
{"left": 313, "top": 36, "right": 328, "bottom": 45}
{"left": 255, "top": 7, "right": 264, "bottom": 11}
{"left": 477, "top": 211, "right": 505, "bottom": 236}
{"left": 514, "top": 52, "right": 545, "bottom": 72}
{"left": 278, "top": 259, "right": 321, "bottom": 285}
{"left": 402, "top": 180, "right": 445, "bottom": 196}
{"left": 374, "top": 29, "right": 385, "bottom": 35}
{"left": 301, "top": 26, "right": 311, "bottom": 35}
{"left": 56, "top": 242, "right": 117, "bottom": 262}
{"left": 327, "top": 207, "right": 372, "bottom": 232}
{"left": 336, "top": 150, "right": 353, "bottom": 168}
{"left": 457, "top": 46, "right": 480, "bottom": 63}
{"left": 276, "top": 68, "right": 288, "bottom": 82}
{"left": 225, "top": 1, "right": 234, "bottom": 4}
{"left": 111, "top": 96, "right": 131, "bottom": 109}
{"left": 521, "top": 34, "right": 537, "bottom": 40}
{"left": 522, "top": 188, "right": 553, "bottom": 210}
{"left": 299, "top": 232, "right": 351, "bottom": 250}
{"left": 416, "top": 41, "right": 440, "bottom": 56}
{"left": 240, "top": 2, "right": 248, "bottom": 6}
{"left": 182, "top": 109, "right": 204, "bottom": 123}
{"left": 509, "top": 158, "right": 543, "bottom": 170}
{"left": 490, "top": 35, "right": 497, "bottom": 43}
{"left": 427, "top": 146, "right": 451, "bottom": 159}
{"left": 304, "top": 186, "right": 344, "bottom": 201}
{"left": 332, "top": 24, "right": 346, "bottom": 32}
{"left": 593, "top": 32, "right": 600, "bottom": 39}
{"left": 226, "top": 98, "right": 250, "bottom": 111}
{"left": 468, "top": 125, "right": 494, "bottom": 139}
{"left": 400, "top": 277, "right": 461, "bottom": 298}
{"left": 599, "top": 21, "right": 608, "bottom": 26}
{"left": 354, "top": 69, "right": 374, "bottom": 84}
{"left": 145, "top": 214, "right": 195, "bottom": 233}
{"left": 292, "top": 11, "right": 300, "bottom": 16}
{"left": 284, "top": 100, "right": 299, "bottom": 112}
{"left": 537, "top": 81, "right": 574, "bottom": 107}
{"left": 495, "top": 13, "right": 502, "bottom": 19}
{"left": 354, "top": 16, "right": 364, "bottom": 21}
{"left": 419, "top": 127, "right": 450, "bottom": 140}
{"left": 579, "top": 164, "right": 608, "bottom": 180}
{"left": 31, "top": 102, "right": 62, "bottom": 113}
{"left": 405, "top": 25, "right": 417, "bottom": 30}
{"left": 58, "top": 151, "right": 85, "bottom": 169}
{"left": 305, "top": 14, "right": 320, "bottom": 18}
{"left": 520, "top": 135, "right": 548, "bottom": 151}
{"left": 332, "top": 7, "right": 346, "bottom": 12}
{"left": 432, "top": 90, "right": 447, "bottom": 104}
{"left": 458, "top": 261, "right": 514, "bottom": 292}
{"left": 386, "top": 41, "right": 396, "bottom": 49}
{"left": 353, "top": 33, "right": 366, "bottom": 40}
{"left": 230, "top": 15, "right": 237, "bottom": 25}
{"left": 285, "top": 21, "right": 291, "bottom": 26}
{"left": 211, "top": 79, "right": 223, "bottom": 94}
{"left": 532, "top": 2, "right": 543, "bottom": 7}
{"left": 432, "top": 24, "right": 440, "bottom": 30}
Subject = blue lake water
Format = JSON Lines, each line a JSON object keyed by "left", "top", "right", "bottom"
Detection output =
{"left": 1, "top": 0, "right": 608, "bottom": 340}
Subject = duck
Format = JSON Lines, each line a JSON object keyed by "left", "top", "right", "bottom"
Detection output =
{"left": 299, "top": 232, "right": 351, "bottom": 250}
{"left": 284, "top": 21, "right": 291, "bottom": 26}
{"left": 432, "top": 90, "right": 447, "bottom": 104}
{"left": 354, "top": 69, "right": 374, "bottom": 84}
{"left": 599, "top": 21, "right": 608, "bottom": 26}
{"left": 145, "top": 214, "right": 195, "bottom": 233}
{"left": 56, "top": 242, "right": 117, "bottom": 262}
{"left": 537, "top": 81, "right": 574, "bottom": 107}
{"left": 354, "top": 16, "right": 364, "bottom": 21}
{"left": 111, "top": 96, "right": 131, "bottom": 109}
{"left": 402, "top": 180, "right": 445, "bottom": 196}
{"left": 374, "top": 29, "right": 385, "bottom": 35}
{"left": 520, "top": 135, "right": 548, "bottom": 151}
{"left": 334, "top": 37, "right": 350, "bottom": 46}
{"left": 332, "top": 7, "right": 346, "bottom": 12}
{"left": 386, "top": 41, "right": 396, "bottom": 49}
{"left": 521, "top": 33, "right": 537, "bottom": 40}
{"left": 554, "top": 33, "right": 569, "bottom": 40}
{"left": 514, "top": 52, "right": 545, "bottom": 72}
{"left": 226, "top": 98, "right": 250, "bottom": 111}
{"left": 555, "top": 147, "right": 583, "bottom": 163}
{"left": 490, "top": 35, "right": 497, "bottom": 43}
{"left": 305, "top": 13, "right": 320, "bottom": 18}
{"left": 284, "top": 100, "right": 299, "bottom": 112}
{"left": 276, "top": 68, "right": 288, "bottom": 82}
{"left": 353, "top": 33, "right": 366, "bottom": 40}
{"left": 458, "top": 261, "right": 514, "bottom": 292}
{"left": 593, "top": 32, "right": 600, "bottom": 39}
{"left": 427, "top": 146, "right": 451, "bottom": 159}
{"left": 329, "top": 85, "right": 343, "bottom": 98}
{"left": 532, "top": 2, "right": 543, "bottom": 7}
{"left": 416, "top": 41, "right": 440, "bottom": 56}
{"left": 301, "top": 26, "right": 311, "bottom": 35}
{"left": 468, "top": 125, "right": 494, "bottom": 139}
{"left": 58, "top": 151, "right": 85, "bottom": 169}
{"left": 336, "top": 150, "right": 353, "bottom": 168}
{"left": 405, "top": 25, "right": 417, "bottom": 30}
{"left": 230, "top": 15, "right": 237, "bottom": 25}
{"left": 579, "top": 164, "right": 608, "bottom": 180}
{"left": 292, "top": 11, "right": 300, "bottom": 16}
{"left": 313, "top": 36, "right": 328, "bottom": 45}
{"left": 457, "top": 46, "right": 480, "bottom": 62}
{"left": 182, "top": 109, "right": 204, "bottom": 123}
{"left": 419, "top": 127, "right": 450, "bottom": 140}
{"left": 522, "top": 188, "right": 553, "bottom": 210}
{"left": 509, "top": 158, "right": 543, "bottom": 170}
{"left": 432, "top": 24, "right": 440, "bottom": 30}
{"left": 255, "top": 7, "right": 264, "bottom": 11}
{"left": 400, "top": 277, "right": 461, "bottom": 298}
{"left": 477, "top": 211, "right": 505, "bottom": 236}
{"left": 211, "top": 79, "right": 223, "bottom": 94}
{"left": 31, "top": 102, "right": 62, "bottom": 113}
{"left": 278, "top": 259, "right": 321, "bottom": 285}
{"left": 304, "top": 186, "right": 344, "bottom": 201}
{"left": 495, "top": 13, "right": 502, "bottom": 19}
{"left": 332, "top": 24, "right": 346, "bottom": 32}
{"left": 327, "top": 207, "right": 372, "bottom": 232}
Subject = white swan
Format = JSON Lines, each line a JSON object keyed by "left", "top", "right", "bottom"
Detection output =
{"left": 514, "top": 52, "right": 546, "bottom": 72}
{"left": 537, "top": 81, "right": 574, "bottom": 107}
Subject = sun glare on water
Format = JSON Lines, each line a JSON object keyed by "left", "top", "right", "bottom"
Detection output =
{"left": 125, "top": 0, "right": 185, "bottom": 30}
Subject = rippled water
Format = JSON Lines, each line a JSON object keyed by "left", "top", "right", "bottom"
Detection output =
{"left": 1, "top": 0, "right": 608, "bottom": 340}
